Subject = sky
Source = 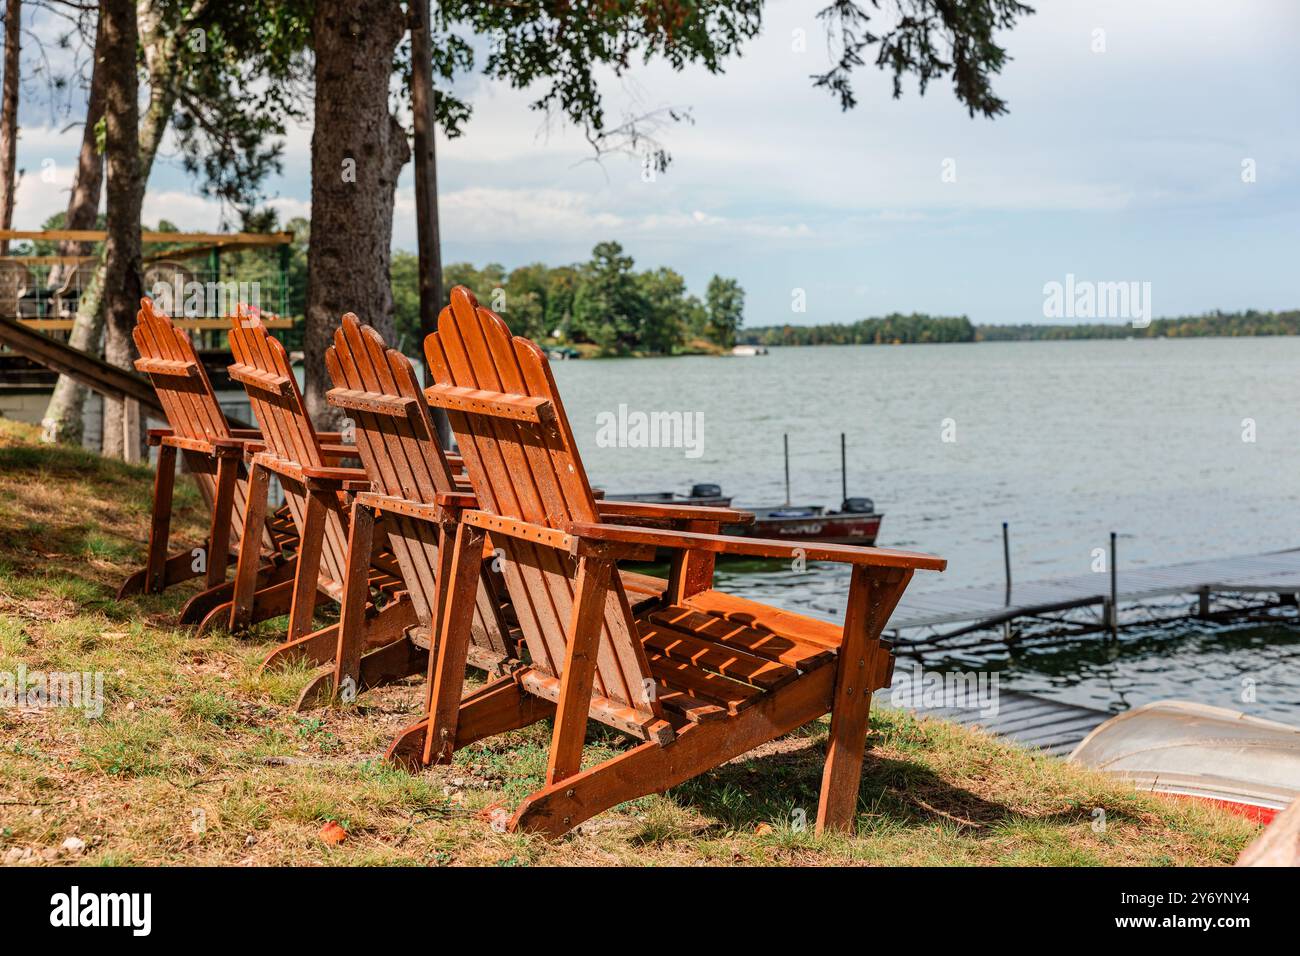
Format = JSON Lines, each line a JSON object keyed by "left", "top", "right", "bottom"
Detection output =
{"left": 11, "top": 0, "right": 1300, "bottom": 328}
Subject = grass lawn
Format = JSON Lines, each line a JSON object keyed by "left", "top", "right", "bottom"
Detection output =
{"left": 0, "top": 418, "right": 1259, "bottom": 866}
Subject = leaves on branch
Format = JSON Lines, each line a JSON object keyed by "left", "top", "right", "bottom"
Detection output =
{"left": 813, "top": 0, "right": 1034, "bottom": 118}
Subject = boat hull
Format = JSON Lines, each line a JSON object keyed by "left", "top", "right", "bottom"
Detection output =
{"left": 723, "top": 512, "right": 882, "bottom": 546}
{"left": 1069, "top": 700, "right": 1300, "bottom": 822}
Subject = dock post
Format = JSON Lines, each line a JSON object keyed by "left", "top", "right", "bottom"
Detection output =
{"left": 1198, "top": 586, "right": 1211, "bottom": 619}
{"left": 840, "top": 432, "right": 847, "bottom": 504}
{"left": 783, "top": 433, "right": 790, "bottom": 506}
{"left": 1108, "top": 531, "right": 1118, "bottom": 638}
{"left": 1002, "top": 521, "right": 1013, "bottom": 644}
{"left": 1002, "top": 522, "right": 1012, "bottom": 605}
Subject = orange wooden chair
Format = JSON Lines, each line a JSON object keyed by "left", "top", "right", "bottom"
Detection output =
{"left": 321, "top": 316, "right": 672, "bottom": 709}
{"left": 118, "top": 299, "right": 298, "bottom": 624}
{"left": 315, "top": 314, "right": 513, "bottom": 705}
{"left": 386, "top": 287, "right": 946, "bottom": 838}
{"left": 221, "top": 313, "right": 508, "bottom": 708}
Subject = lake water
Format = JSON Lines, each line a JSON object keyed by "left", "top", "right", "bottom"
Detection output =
{"left": 548, "top": 338, "right": 1300, "bottom": 722}
{"left": 223, "top": 337, "right": 1300, "bottom": 722}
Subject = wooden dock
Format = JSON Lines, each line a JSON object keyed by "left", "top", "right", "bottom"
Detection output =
{"left": 887, "top": 547, "right": 1300, "bottom": 647}
{"left": 881, "top": 689, "right": 1111, "bottom": 757}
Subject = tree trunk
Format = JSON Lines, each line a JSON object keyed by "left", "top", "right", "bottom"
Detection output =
{"left": 407, "top": 0, "right": 450, "bottom": 447}
{"left": 304, "top": 0, "right": 410, "bottom": 426}
{"left": 41, "top": 16, "right": 107, "bottom": 446}
{"left": 99, "top": 0, "right": 144, "bottom": 460}
{"left": 0, "top": 0, "right": 22, "bottom": 256}
{"left": 42, "top": 4, "right": 186, "bottom": 447}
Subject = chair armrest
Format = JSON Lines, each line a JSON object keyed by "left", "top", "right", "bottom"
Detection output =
{"left": 301, "top": 465, "right": 372, "bottom": 491}
{"left": 594, "top": 500, "right": 754, "bottom": 526}
{"left": 320, "top": 443, "right": 360, "bottom": 459}
{"left": 435, "top": 491, "right": 478, "bottom": 510}
{"left": 147, "top": 428, "right": 174, "bottom": 446}
{"left": 564, "top": 521, "right": 946, "bottom": 571}
{"left": 460, "top": 510, "right": 656, "bottom": 561}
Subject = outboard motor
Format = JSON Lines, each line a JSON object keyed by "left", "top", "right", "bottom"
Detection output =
{"left": 690, "top": 483, "right": 723, "bottom": 499}
{"left": 840, "top": 496, "right": 875, "bottom": 514}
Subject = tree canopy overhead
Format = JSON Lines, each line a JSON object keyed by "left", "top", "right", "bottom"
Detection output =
{"left": 420, "top": 1, "right": 1034, "bottom": 167}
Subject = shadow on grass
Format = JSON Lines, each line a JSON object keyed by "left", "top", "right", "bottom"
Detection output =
{"left": 663, "top": 733, "right": 1031, "bottom": 835}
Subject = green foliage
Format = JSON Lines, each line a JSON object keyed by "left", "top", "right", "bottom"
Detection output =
{"left": 391, "top": 243, "right": 744, "bottom": 355}
{"left": 433, "top": 2, "right": 765, "bottom": 168}
{"left": 705, "top": 275, "right": 745, "bottom": 349}
{"left": 813, "top": 1, "right": 1035, "bottom": 118}
{"left": 151, "top": 0, "right": 315, "bottom": 215}
{"left": 571, "top": 242, "right": 646, "bottom": 352}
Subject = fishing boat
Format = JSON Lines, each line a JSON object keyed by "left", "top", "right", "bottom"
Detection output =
{"left": 1069, "top": 700, "right": 1300, "bottom": 823}
{"left": 723, "top": 499, "right": 882, "bottom": 546}
{"left": 602, "top": 483, "right": 733, "bottom": 509}
{"left": 605, "top": 434, "right": 884, "bottom": 547}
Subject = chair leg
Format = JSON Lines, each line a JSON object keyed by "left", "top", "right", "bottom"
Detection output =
{"left": 387, "top": 675, "right": 554, "bottom": 770}
{"left": 261, "top": 594, "right": 418, "bottom": 672}
{"left": 229, "top": 462, "right": 270, "bottom": 632}
{"left": 331, "top": 499, "right": 375, "bottom": 695}
{"left": 546, "top": 556, "right": 613, "bottom": 786}
{"left": 204, "top": 454, "right": 239, "bottom": 589}
{"left": 180, "top": 554, "right": 295, "bottom": 625}
{"left": 422, "top": 521, "right": 488, "bottom": 766}
{"left": 199, "top": 577, "right": 326, "bottom": 636}
{"left": 286, "top": 489, "right": 328, "bottom": 642}
{"left": 118, "top": 549, "right": 211, "bottom": 600}
{"left": 292, "top": 603, "right": 424, "bottom": 710}
{"left": 143, "top": 444, "right": 177, "bottom": 594}
{"left": 815, "top": 566, "right": 912, "bottom": 835}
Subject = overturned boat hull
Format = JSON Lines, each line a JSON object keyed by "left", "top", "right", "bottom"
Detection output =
{"left": 1069, "top": 700, "right": 1300, "bottom": 823}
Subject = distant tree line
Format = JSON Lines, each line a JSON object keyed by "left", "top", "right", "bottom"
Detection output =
{"left": 391, "top": 241, "right": 745, "bottom": 356}
{"left": 739, "top": 313, "right": 976, "bottom": 346}
{"left": 739, "top": 309, "right": 1300, "bottom": 346}
{"left": 975, "top": 309, "right": 1300, "bottom": 340}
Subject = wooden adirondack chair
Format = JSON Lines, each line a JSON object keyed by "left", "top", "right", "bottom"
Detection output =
{"left": 219, "top": 313, "right": 494, "bottom": 708}
{"left": 386, "top": 287, "right": 946, "bottom": 838}
{"left": 316, "top": 314, "right": 512, "bottom": 705}
{"left": 118, "top": 299, "right": 299, "bottom": 624}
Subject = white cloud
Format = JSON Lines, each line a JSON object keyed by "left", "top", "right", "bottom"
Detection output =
{"left": 141, "top": 190, "right": 224, "bottom": 230}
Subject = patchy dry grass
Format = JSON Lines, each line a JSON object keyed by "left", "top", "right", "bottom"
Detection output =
{"left": 0, "top": 419, "right": 1259, "bottom": 866}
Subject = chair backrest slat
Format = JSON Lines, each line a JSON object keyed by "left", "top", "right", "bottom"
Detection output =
{"left": 425, "top": 287, "right": 657, "bottom": 713}
{"left": 325, "top": 315, "right": 506, "bottom": 652}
